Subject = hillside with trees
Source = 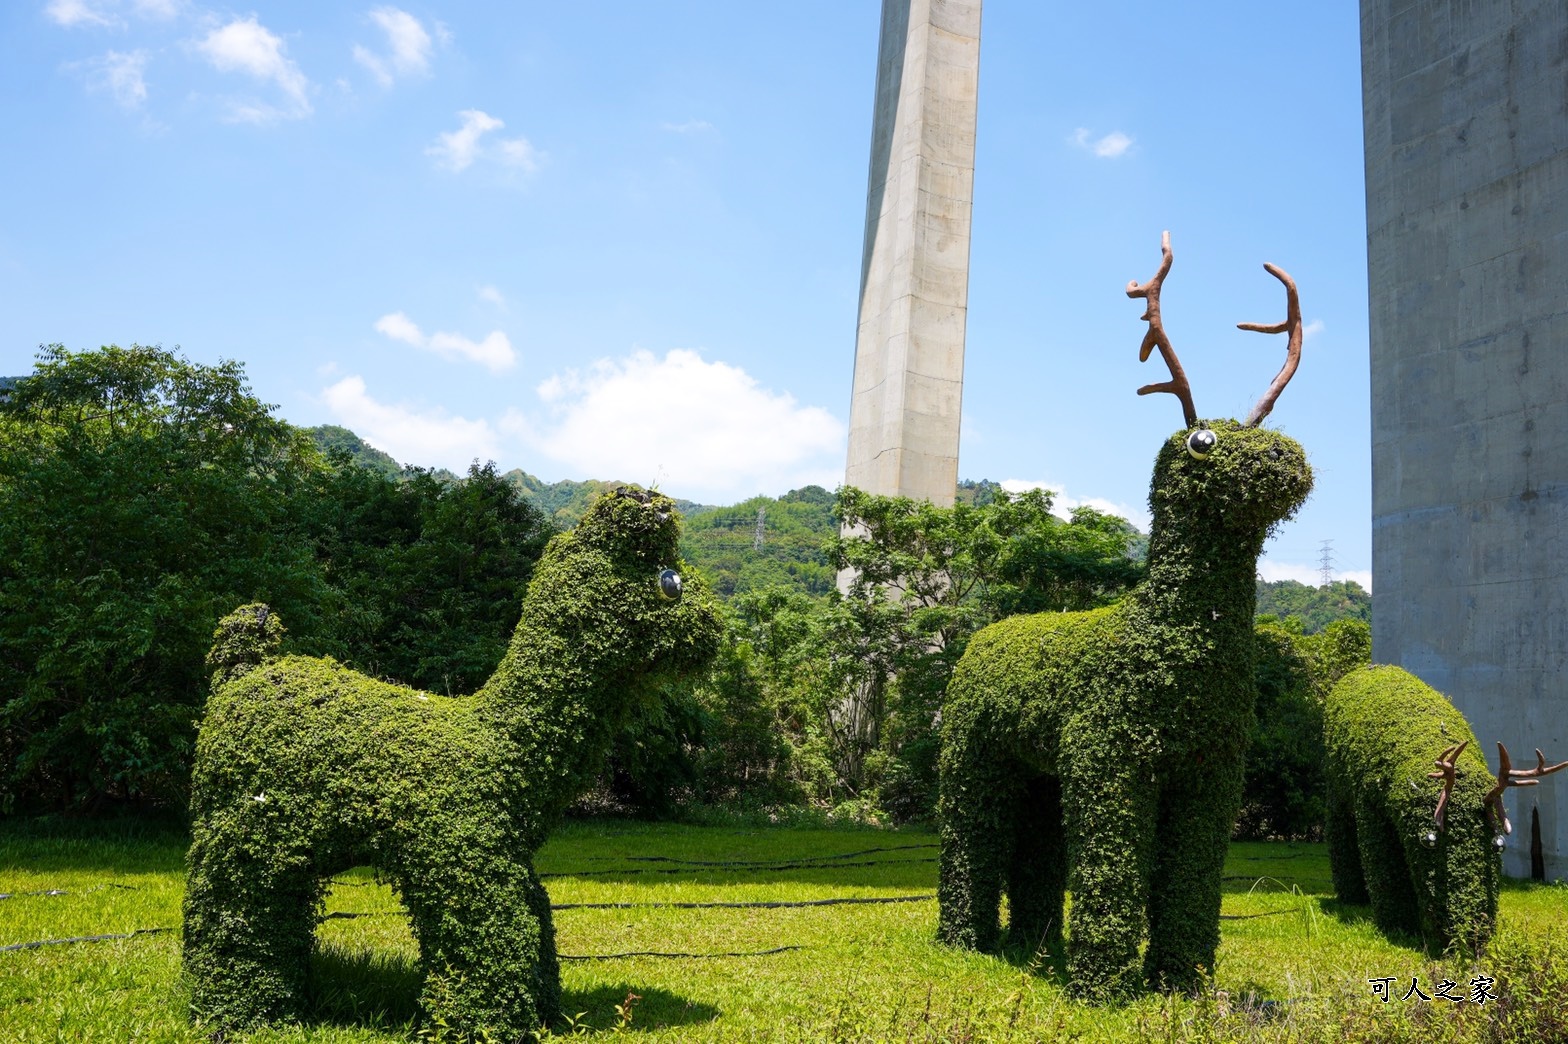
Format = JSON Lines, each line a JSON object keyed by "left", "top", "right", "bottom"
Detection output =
{"left": 1255, "top": 578, "right": 1370, "bottom": 633}
{"left": 501, "top": 469, "right": 712, "bottom": 529}
{"left": 679, "top": 486, "right": 839, "bottom": 598}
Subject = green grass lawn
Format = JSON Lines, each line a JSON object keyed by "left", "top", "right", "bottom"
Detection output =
{"left": 2, "top": 819, "right": 1565, "bottom": 1042}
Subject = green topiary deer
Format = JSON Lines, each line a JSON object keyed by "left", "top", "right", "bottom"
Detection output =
{"left": 183, "top": 488, "right": 721, "bottom": 1039}
{"left": 937, "top": 233, "right": 1313, "bottom": 998}
{"left": 1324, "top": 664, "right": 1565, "bottom": 949}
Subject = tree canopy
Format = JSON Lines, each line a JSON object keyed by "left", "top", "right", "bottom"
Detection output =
{"left": 0, "top": 345, "right": 325, "bottom": 811}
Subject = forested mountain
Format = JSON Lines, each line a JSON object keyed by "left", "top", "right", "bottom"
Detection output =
{"left": 1255, "top": 578, "right": 1371, "bottom": 633}
{"left": 309, "top": 424, "right": 403, "bottom": 477}
{"left": 680, "top": 485, "right": 839, "bottom": 598}
{"left": 309, "top": 425, "right": 460, "bottom": 483}
{"left": 500, "top": 470, "right": 713, "bottom": 529}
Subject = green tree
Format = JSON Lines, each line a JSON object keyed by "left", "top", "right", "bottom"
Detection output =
{"left": 0, "top": 345, "right": 326, "bottom": 811}
{"left": 1238, "top": 617, "right": 1372, "bottom": 839}
{"left": 303, "top": 460, "right": 556, "bottom": 695}
{"left": 680, "top": 486, "right": 838, "bottom": 599}
{"left": 819, "top": 485, "right": 1145, "bottom": 818}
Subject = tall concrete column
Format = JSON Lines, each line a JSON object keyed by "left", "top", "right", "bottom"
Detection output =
{"left": 844, "top": 0, "right": 982, "bottom": 507}
{"left": 1362, "top": 0, "right": 1568, "bottom": 878}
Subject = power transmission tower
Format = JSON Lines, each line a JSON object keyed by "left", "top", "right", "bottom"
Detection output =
{"left": 753, "top": 507, "right": 766, "bottom": 552}
{"left": 1318, "top": 539, "right": 1336, "bottom": 587}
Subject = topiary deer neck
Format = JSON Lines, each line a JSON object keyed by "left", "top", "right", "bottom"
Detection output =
{"left": 1135, "top": 515, "right": 1266, "bottom": 634}
{"left": 476, "top": 617, "right": 625, "bottom": 823}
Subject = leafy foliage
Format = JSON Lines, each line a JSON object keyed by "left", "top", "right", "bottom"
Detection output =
{"left": 829, "top": 485, "right": 1145, "bottom": 817}
{"left": 0, "top": 345, "right": 326, "bottom": 813}
{"left": 502, "top": 469, "right": 712, "bottom": 529}
{"left": 184, "top": 490, "right": 722, "bottom": 1037}
{"left": 303, "top": 459, "right": 555, "bottom": 695}
{"left": 1239, "top": 618, "right": 1371, "bottom": 840}
{"left": 938, "top": 420, "right": 1314, "bottom": 998}
{"left": 307, "top": 424, "right": 404, "bottom": 478}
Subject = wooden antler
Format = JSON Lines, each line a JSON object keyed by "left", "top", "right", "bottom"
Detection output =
{"left": 1427, "top": 740, "right": 1468, "bottom": 831}
{"left": 1484, "top": 743, "right": 1568, "bottom": 835}
{"left": 1127, "top": 231, "right": 1197, "bottom": 428}
{"left": 1239, "top": 263, "right": 1303, "bottom": 428}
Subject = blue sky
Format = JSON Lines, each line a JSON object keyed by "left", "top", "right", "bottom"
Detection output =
{"left": 1, "top": 1, "right": 1372, "bottom": 588}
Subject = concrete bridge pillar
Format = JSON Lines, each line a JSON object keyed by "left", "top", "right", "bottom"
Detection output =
{"left": 1362, "top": 0, "right": 1568, "bottom": 878}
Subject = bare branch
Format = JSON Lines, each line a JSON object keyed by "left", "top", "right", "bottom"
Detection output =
{"left": 1240, "top": 263, "right": 1303, "bottom": 427}
{"left": 1126, "top": 231, "right": 1197, "bottom": 428}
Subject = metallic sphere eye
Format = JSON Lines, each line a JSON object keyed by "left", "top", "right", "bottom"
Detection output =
{"left": 657, "top": 569, "right": 682, "bottom": 602}
{"left": 1186, "top": 429, "right": 1217, "bottom": 460}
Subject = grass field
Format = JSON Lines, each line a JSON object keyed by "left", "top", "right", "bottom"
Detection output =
{"left": 2, "top": 818, "right": 1566, "bottom": 1042}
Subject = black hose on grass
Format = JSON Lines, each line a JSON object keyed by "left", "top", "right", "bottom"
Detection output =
{"left": 0, "top": 883, "right": 141, "bottom": 901}
{"left": 0, "top": 927, "right": 169, "bottom": 952}
{"left": 560, "top": 945, "right": 803, "bottom": 961}
{"left": 615, "top": 842, "right": 937, "bottom": 867}
{"left": 0, "top": 927, "right": 808, "bottom": 961}
{"left": 539, "top": 855, "right": 936, "bottom": 879}
{"left": 552, "top": 893, "right": 934, "bottom": 911}
{"left": 2, "top": 898, "right": 1303, "bottom": 955}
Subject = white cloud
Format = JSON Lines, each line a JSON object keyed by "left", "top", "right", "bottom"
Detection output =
{"left": 45, "top": 0, "right": 179, "bottom": 26}
{"left": 194, "top": 15, "right": 311, "bottom": 122}
{"left": 999, "top": 479, "right": 1151, "bottom": 532}
{"left": 527, "top": 349, "right": 846, "bottom": 502}
{"left": 353, "top": 6, "right": 433, "bottom": 87}
{"left": 661, "top": 118, "right": 714, "bottom": 134}
{"left": 477, "top": 284, "right": 507, "bottom": 309}
{"left": 1302, "top": 318, "right": 1325, "bottom": 341}
{"left": 373, "top": 311, "right": 516, "bottom": 372}
{"left": 1070, "top": 127, "right": 1134, "bottom": 159}
{"left": 427, "top": 110, "right": 538, "bottom": 173}
{"left": 372, "top": 310, "right": 424, "bottom": 347}
{"left": 45, "top": 0, "right": 118, "bottom": 28}
{"left": 1257, "top": 558, "right": 1372, "bottom": 592}
{"left": 85, "top": 49, "right": 149, "bottom": 108}
{"left": 322, "top": 376, "right": 501, "bottom": 471}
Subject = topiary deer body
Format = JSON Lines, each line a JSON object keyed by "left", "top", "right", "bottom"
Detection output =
{"left": 937, "top": 234, "right": 1313, "bottom": 997}
{"left": 1324, "top": 664, "right": 1565, "bottom": 949}
{"left": 183, "top": 489, "right": 720, "bottom": 1039}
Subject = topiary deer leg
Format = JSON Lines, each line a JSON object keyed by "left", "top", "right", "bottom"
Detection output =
{"left": 401, "top": 848, "right": 553, "bottom": 1041}
{"left": 1324, "top": 774, "right": 1369, "bottom": 905}
{"left": 937, "top": 744, "right": 1022, "bottom": 952}
{"left": 183, "top": 824, "right": 323, "bottom": 1029}
{"left": 1142, "top": 767, "right": 1244, "bottom": 992}
{"left": 1061, "top": 753, "right": 1158, "bottom": 999}
{"left": 1353, "top": 795, "right": 1421, "bottom": 937}
{"left": 1006, "top": 773, "right": 1067, "bottom": 955}
{"left": 522, "top": 863, "right": 562, "bottom": 1025}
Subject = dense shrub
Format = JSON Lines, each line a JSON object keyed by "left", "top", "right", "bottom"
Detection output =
{"left": 302, "top": 459, "right": 555, "bottom": 695}
{"left": 1238, "top": 618, "right": 1371, "bottom": 840}
{"left": 0, "top": 345, "right": 326, "bottom": 813}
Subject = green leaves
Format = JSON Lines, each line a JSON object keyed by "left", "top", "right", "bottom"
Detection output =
{"left": 0, "top": 345, "right": 326, "bottom": 812}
